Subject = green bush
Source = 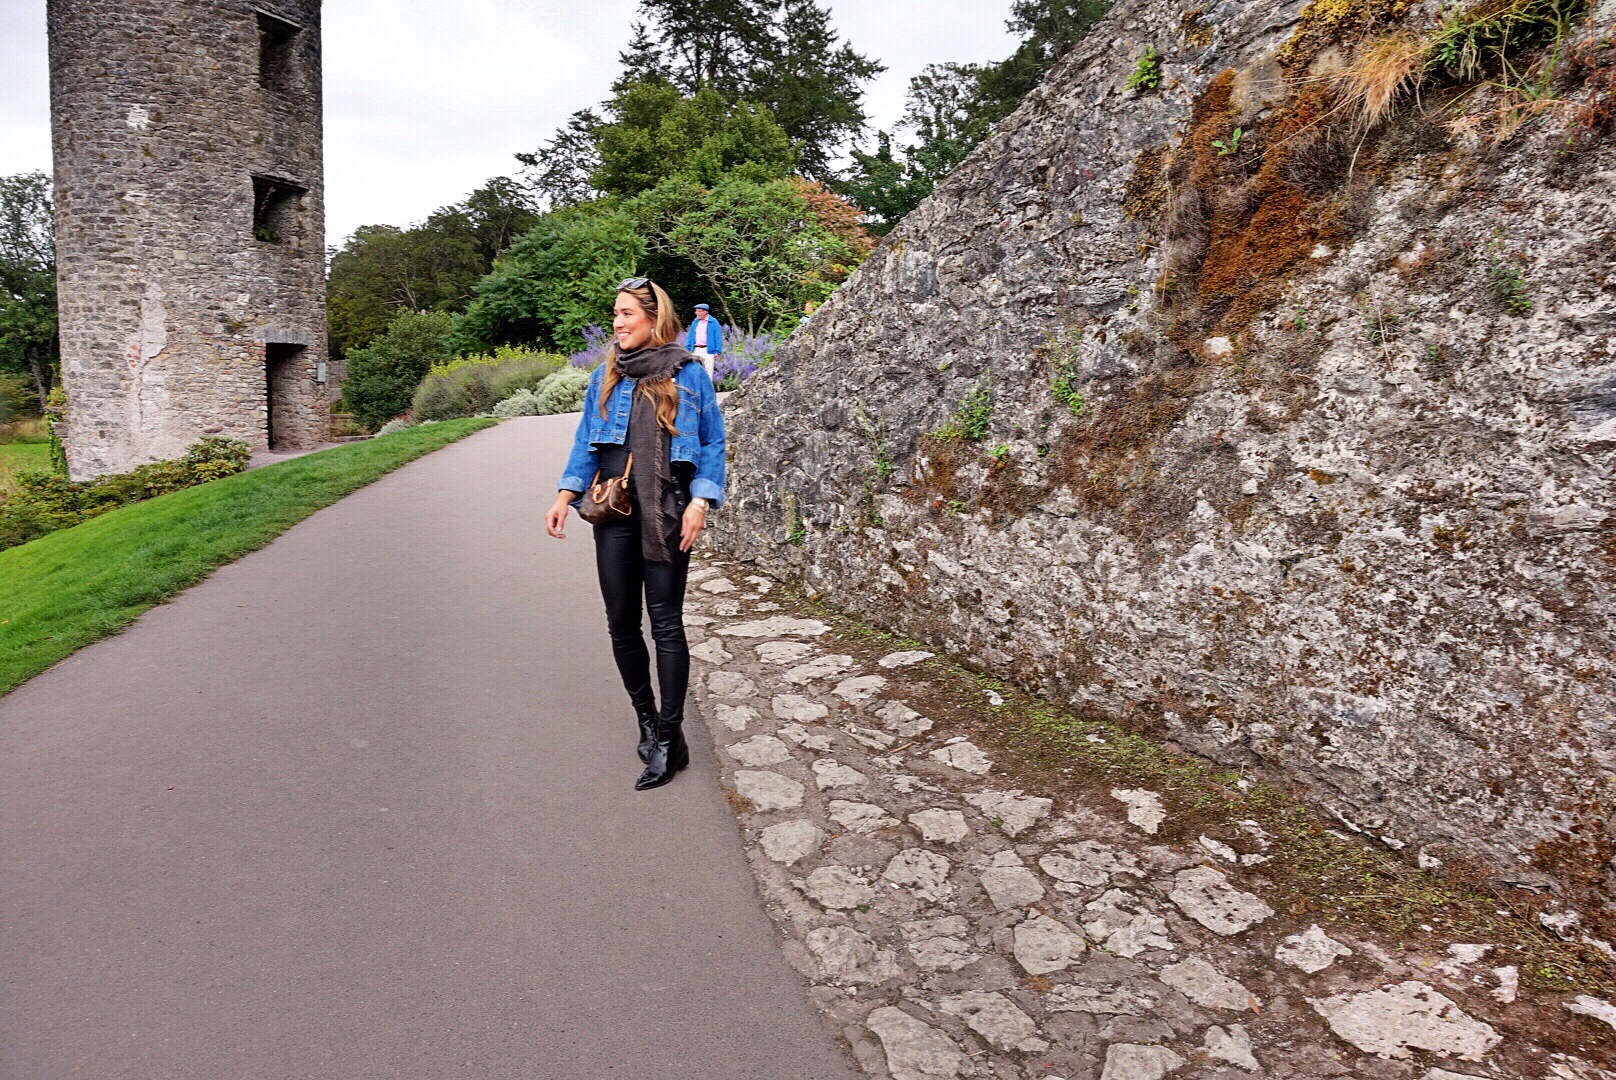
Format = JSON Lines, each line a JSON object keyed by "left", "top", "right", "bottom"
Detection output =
{"left": 0, "top": 436, "right": 252, "bottom": 553}
{"left": 411, "top": 352, "right": 565, "bottom": 421}
{"left": 533, "top": 366, "right": 590, "bottom": 415}
{"left": 344, "top": 310, "right": 458, "bottom": 430}
{"left": 374, "top": 418, "right": 416, "bottom": 437}
{"left": 0, "top": 374, "right": 38, "bottom": 424}
{"left": 491, "top": 388, "right": 543, "bottom": 417}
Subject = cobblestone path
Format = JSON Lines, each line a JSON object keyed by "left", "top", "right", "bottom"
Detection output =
{"left": 683, "top": 555, "right": 1616, "bottom": 1080}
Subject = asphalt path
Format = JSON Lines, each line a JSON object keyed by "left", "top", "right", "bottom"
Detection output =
{"left": 1, "top": 415, "right": 859, "bottom": 1079}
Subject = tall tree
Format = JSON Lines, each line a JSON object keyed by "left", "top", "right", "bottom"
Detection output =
{"left": 514, "top": 109, "right": 603, "bottom": 210}
{"left": 0, "top": 172, "right": 58, "bottom": 401}
{"left": 843, "top": 1, "right": 1111, "bottom": 231}
{"left": 326, "top": 224, "right": 484, "bottom": 361}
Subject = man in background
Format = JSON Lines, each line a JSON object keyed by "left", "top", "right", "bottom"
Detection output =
{"left": 685, "top": 303, "right": 723, "bottom": 382}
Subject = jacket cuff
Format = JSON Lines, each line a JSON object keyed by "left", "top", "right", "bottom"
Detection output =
{"left": 558, "top": 476, "right": 588, "bottom": 494}
{"left": 691, "top": 478, "right": 724, "bottom": 506}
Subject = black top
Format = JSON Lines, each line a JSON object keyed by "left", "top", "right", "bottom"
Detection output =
{"left": 593, "top": 440, "right": 693, "bottom": 523}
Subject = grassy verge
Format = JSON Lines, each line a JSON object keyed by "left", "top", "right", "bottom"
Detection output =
{"left": 0, "top": 442, "right": 51, "bottom": 497}
{"left": 0, "top": 419, "right": 495, "bottom": 695}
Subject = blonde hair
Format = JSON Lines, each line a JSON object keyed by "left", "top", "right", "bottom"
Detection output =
{"left": 600, "top": 279, "right": 686, "bottom": 434}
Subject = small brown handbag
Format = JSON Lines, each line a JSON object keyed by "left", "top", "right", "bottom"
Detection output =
{"left": 576, "top": 452, "right": 634, "bottom": 525}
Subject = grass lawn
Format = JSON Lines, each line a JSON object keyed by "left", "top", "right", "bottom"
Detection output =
{"left": 0, "top": 418, "right": 496, "bottom": 696}
{"left": 0, "top": 442, "right": 51, "bottom": 496}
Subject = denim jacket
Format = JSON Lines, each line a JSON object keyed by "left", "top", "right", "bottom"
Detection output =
{"left": 558, "top": 359, "right": 727, "bottom": 506}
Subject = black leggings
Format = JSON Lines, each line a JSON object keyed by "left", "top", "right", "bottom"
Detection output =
{"left": 592, "top": 517, "right": 691, "bottom": 726}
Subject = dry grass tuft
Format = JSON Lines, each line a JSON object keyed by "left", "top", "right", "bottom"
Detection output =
{"left": 1338, "top": 30, "right": 1428, "bottom": 126}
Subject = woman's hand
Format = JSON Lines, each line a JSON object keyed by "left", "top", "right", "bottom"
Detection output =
{"left": 546, "top": 493, "right": 576, "bottom": 539}
{"left": 679, "top": 499, "right": 708, "bottom": 553}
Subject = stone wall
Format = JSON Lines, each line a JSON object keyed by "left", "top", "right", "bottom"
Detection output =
{"left": 48, "top": 0, "right": 329, "bottom": 477}
{"left": 713, "top": 0, "right": 1616, "bottom": 913}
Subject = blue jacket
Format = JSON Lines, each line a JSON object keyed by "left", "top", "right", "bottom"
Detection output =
{"left": 558, "top": 358, "right": 727, "bottom": 506}
{"left": 684, "top": 316, "right": 724, "bottom": 355}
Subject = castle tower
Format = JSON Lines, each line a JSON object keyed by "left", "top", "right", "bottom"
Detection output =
{"left": 47, "top": 0, "right": 329, "bottom": 478}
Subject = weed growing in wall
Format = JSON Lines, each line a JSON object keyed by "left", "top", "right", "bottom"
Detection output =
{"left": 1489, "top": 258, "right": 1534, "bottom": 314}
{"left": 934, "top": 380, "right": 993, "bottom": 442}
{"left": 854, "top": 400, "right": 895, "bottom": 481}
{"left": 1127, "top": 45, "right": 1163, "bottom": 92}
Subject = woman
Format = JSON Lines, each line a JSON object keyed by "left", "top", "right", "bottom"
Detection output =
{"left": 546, "top": 278, "right": 727, "bottom": 791}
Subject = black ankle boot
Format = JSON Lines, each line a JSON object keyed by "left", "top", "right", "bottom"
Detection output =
{"left": 634, "top": 705, "right": 659, "bottom": 764}
{"left": 635, "top": 721, "right": 690, "bottom": 791}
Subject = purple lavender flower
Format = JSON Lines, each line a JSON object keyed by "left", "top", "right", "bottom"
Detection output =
{"left": 712, "top": 326, "right": 777, "bottom": 390}
{"left": 569, "top": 324, "right": 612, "bottom": 370}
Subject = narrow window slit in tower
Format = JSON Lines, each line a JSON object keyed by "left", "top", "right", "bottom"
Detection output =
{"left": 252, "top": 175, "right": 305, "bottom": 243}
{"left": 257, "top": 11, "right": 301, "bottom": 91}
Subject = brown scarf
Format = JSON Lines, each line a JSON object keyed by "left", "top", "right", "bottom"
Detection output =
{"left": 613, "top": 343, "right": 689, "bottom": 563}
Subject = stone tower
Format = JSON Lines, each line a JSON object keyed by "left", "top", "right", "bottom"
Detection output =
{"left": 47, "top": 0, "right": 330, "bottom": 478}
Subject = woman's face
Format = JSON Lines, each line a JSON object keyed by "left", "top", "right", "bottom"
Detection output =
{"left": 613, "top": 292, "right": 655, "bottom": 351}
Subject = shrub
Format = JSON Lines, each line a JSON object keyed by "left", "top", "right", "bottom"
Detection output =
{"left": 0, "top": 373, "right": 38, "bottom": 424}
{"left": 712, "top": 326, "right": 777, "bottom": 390}
{"left": 1127, "top": 45, "right": 1163, "bottom": 92}
{"left": 411, "top": 352, "right": 565, "bottom": 421}
{"left": 344, "top": 310, "right": 458, "bottom": 430}
{"left": 569, "top": 324, "right": 613, "bottom": 370}
{"left": 374, "top": 418, "right": 416, "bottom": 437}
{"left": 533, "top": 366, "right": 590, "bottom": 415}
{"left": 0, "top": 436, "right": 252, "bottom": 552}
{"left": 492, "top": 388, "right": 543, "bottom": 417}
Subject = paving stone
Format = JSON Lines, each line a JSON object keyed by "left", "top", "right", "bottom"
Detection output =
{"left": 902, "top": 917, "right": 977, "bottom": 972}
{"left": 805, "top": 925, "right": 902, "bottom": 984}
{"left": 1420, "top": 1071, "right": 1490, "bottom": 1080}
{"left": 714, "top": 703, "right": 758, "bottom": 731}
{"left": 938, "top": 991, "right": 1048, "bottom": 1052}
{"left": 784, "top": 654, "right": 856, "bottom": 684}
{"left": 1203, "top": 1024, "right": 1260, "bottom": 1071}
{"left": 752, "top": 601, "right": 781, "bottom": 612}
{"left": 726, "top": 734, "right": 792, "bottom": 767}
{"left": 979, "top": 853, "right": 1046, "bottom": 911}
{"left": 1111, "top": 789, "right": 1166, "bottom": 834}
{"left": 865, "top": 1006, "right": 973, "bottom": 1080}
{"left": 715, "top": 616, "right": 830, "bottom": 638}
{"left": 1012, "top": 912, "right": 1087, "bottom": 974}
{"left": 1491, "top": 965, "right": 1519, "bottom": 1004}
{"left": 910, "top": 808, "right": 971, "bottom": 844}
{"left": 929, "top": 741, "right": 992, "bottom": 775}
{"left": 757, "top": 640, "right": 816, "bottom": 664}
{"left": 1308, "top": 981, "right": 1502, "bottom": 1060}
{"left": 707, "top": 671, "right": 758, "bottom": 699}
{"left": 1039, "top": 841, "right": 1144, "bottom": 888}
{"left": 813, "top": 758, "right": 869, "bottom": 790}
{"left": 964, "top": 789, "right": 1053, "bottom": 836}
{"left": 684, "top": 612, "right": 714, "bottom": 626}
{"left": 876, "top": 700, "right": 935, "bottom": 737}
{"left": 743, "top": 575, "right": 773, "bottom": 593}
{"left": 1046, "top": 982, "right": 1161, "bottom": 1015}
{"left": 1275, "top": 925, "right": 1353, "bottom": 973}
{"left": 689, "top": 638, "right": 733, "bottom": 664}
{"left": 844, "top": 724, "right": 897, "bottom": 750}
{"left": 1160, "top": 957, "right": 1258, "bottom": 1012}
{"left": 779, "top": 723, "right": 836, "bottom": 752}
{"left": 829, "top": 800, "right": 900, "bottom": 833}
{"left": 1168, "top": 867, "right": 1275, "bottom": 936}
{"left": 1100, "top": 1043, "right": 1186, "bottom": 1080}
{"left": 712, "top": 599, "right": 741, "bottom": 617}
{"left": 833, "top": 674, "right": 888, "bottom": 706}
{"left": 733, "top": 770, "right": 805, "bottom": 812}
{"left": 1567, "top": 995, "right": 1616, "bottom": 1034}
{"left": 879, "top": 649, "right": 935, "bottom": 668}
{"left": 699, "top": 577, "right": 737, "bottom": 593}
{"left": 759, "top": 819, "right": 824, "bottom": 865}
{"left": 773, "top": 694, "right": 830, "bottom": 723}
{"left": 799, "top": 866, "right": 877, "bottom": 910}
{"left": 884, "top": 848, "right": 953, "bottom": 902}
{"left": 1082, "top": 890, "right": 1175, "bottom": 957}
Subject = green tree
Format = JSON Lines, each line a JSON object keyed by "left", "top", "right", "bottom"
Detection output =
{"left": 342, "top": 310, "right": 458, "bottom": 430}
{"left": 843, "top": 1, "right": 1111, "bottom": 232}
{"left": 0, "top": 171, "right": 58, "bottom": 403}
{"left": 326, "top": 224, "right": 484, "bottom": 361}
{"left": 515, "top": 109, "right": 603, "bottom": 209}
{"left": 629, "top": 175, "right": 854, "bottom": 333}
{"left": 593, "top": 80, "right": 797, "bottom": 198}
{"left": 455, "top": 206, "right": 646, "bottom": 354}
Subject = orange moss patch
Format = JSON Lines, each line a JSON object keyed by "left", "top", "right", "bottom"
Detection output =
{"left": 1122, "top": 143, "right": 1172, "bottom": 223}
{"left": 1276, "top": 0, "right": 1417, "bottom": 75}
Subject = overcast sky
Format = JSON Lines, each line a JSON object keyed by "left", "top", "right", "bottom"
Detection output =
{"left": 0, "top": 0, "right": 1020, "bottom": 245}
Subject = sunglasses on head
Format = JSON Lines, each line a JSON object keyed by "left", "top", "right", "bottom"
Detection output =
{"left": 617, "top": 277, "right": 650, "bottom": 291}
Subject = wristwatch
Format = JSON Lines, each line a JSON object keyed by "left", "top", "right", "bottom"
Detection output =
{"left": 691, "top": 497, "right": 710, "bottom": 512}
